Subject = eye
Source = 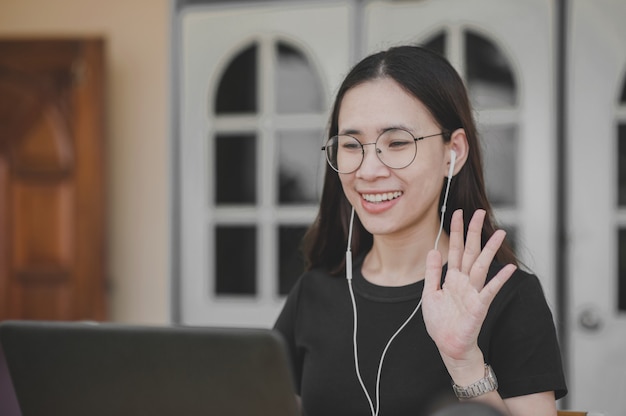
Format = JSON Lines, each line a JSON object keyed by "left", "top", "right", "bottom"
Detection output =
{"left": 339, "top": 137, "right": 362, "bottom": 151}
{"left": 380, "top": 130, "right": 414, "bottom": 150}
{"left": 387, "top": 140, "right": 412, "bottom": 149}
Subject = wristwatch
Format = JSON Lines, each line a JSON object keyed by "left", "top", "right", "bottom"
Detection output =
{"left": 452, "top": 364, "right": 498, "bottom": 399}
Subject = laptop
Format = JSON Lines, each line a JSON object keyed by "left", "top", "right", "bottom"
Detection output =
{"left": 0, "top": 320, "right": 299, "bottom": 416}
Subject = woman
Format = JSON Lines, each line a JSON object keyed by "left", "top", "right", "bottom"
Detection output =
{"left": 274, "top": 45, "right": 567, "bottom": 416}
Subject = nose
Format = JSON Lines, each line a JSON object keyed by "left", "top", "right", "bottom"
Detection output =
{"left": 356, "top": 143, "right": 389, "bottom": 179}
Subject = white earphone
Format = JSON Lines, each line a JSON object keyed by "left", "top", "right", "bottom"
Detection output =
{"left": 448, "top": 149, "right": 457, "bottom": 180}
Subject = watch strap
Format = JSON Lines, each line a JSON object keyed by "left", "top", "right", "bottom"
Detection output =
{"left": 452, "top": 364, "right": 498, "bottom": 399}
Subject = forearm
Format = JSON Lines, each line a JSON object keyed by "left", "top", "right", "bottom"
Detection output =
{"left": 442, "top": 348, "right": 557, "bottom": 416}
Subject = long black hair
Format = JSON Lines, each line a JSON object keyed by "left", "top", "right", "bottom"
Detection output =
{"left": 303, "top": 45, "right": 517, "bottom": 274}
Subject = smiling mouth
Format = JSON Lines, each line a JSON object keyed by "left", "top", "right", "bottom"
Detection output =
{"left": 361, "top": 191, "right": 403, "bottom": 203}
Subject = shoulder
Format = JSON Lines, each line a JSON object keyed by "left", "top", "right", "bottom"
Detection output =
{"left": 480, "top": 262, "right": 553, "bottom": 324}
{"left": 487, "top": 262, "right": 545, "bottom": 294}
{"left": 485, "top": 262, "right": 553, "bottom": 316}
{"left": 283, "top": 268, "right": 346, "bottom": 304}
{"left": 480, "top": 265, "right": 566, "bottom": 399}
{"left": 275, "top": 268, "right": 351, "bottom": 334}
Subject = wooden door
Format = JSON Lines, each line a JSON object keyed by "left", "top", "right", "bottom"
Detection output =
{"left": 0, "top": 38, "right": 107, "bottom": 321}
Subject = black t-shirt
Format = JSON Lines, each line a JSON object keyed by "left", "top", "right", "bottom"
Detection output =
{"left": 274, "top": 256, "right": 567, "bottom": 416}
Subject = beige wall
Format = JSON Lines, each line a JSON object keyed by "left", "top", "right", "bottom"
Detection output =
{"left": 0, "top": 0, "right": 171, "bottom": 324}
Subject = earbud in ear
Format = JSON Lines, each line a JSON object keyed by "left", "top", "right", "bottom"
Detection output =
{"left": 448, "top": 149, "right": 457, "bottom": 179}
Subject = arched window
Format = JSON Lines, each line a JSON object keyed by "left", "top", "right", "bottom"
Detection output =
{"left": 424, "top": 29, "right": 519, "bottom": 245}
{"left": 210, "top": 39, "right": 326, "bottom": 297}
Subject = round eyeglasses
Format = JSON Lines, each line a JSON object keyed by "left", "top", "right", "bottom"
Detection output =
{"left": 322, "top": 129, "right": 446, "bottom": 174}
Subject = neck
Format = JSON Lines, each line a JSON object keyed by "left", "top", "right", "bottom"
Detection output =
{"left": 361, "top": 228, "right": 449, "bottom": 287}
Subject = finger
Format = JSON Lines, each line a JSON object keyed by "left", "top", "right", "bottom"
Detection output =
{"left": 461, "top": 209, "right": 487, "bottom": 274}
{"left": 447, "top": 209, "right": 464, "bottom": 271}
{"left": 468, "top": 229, "right": 507, "bottom": 291}
{"left": 424, "top": 249, "right": 443, "bottom": 295}
{"left": 478, "top": 263, "right": 517, "bottom": 305}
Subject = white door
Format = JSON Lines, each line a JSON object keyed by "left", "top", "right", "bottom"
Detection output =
{"left": 178, "top": 1, "right": 353, "bottom": 327}
{"left": 569, "top": 0, "right": 626, "bottom": 414}
{"left": 176, "top": 0, "right": 559, "bottom": 337}
{"left": 175, "top": 0, "right": 625, "bottom": 412}
{"left": 365, "top": 0, "right": 558, "bottom": 310}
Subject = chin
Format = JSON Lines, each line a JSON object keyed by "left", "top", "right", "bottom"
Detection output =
{"left": 358, "top": 220, "right": 401, "bottom": 237}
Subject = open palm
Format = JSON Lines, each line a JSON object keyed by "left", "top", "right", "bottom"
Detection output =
{"left": 422, "top": 209, "right": 517, "bottom": 362}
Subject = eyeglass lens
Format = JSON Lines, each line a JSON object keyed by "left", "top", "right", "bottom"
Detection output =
{"left": 324, "top": 128, "right": 418, "bottom": 173}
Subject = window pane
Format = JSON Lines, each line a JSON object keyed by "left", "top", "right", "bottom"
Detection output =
{"left": 275, "top": 42, "right": 323, "bottom": 114}
{"left": 618, "top": 229, "right": 626, "bottom": 311}
{"left": 618, "top": 124, "right": 626, "bottom": 206}
{"left": 422, "top": 32, "right": 446, "bottom": 56}
{"left": 466, "top": 31, "right": 516, "bottom": 108}
{"left": 215, "top": 226, "right": 256, "bottom": 295}
{"left": 215, "top": 44, "right": 257, "bottom": 114}
{"left": 279, "top": 226, "right": 307, "bottom": 295}
{"left": 278, "top": 130, "right": 323, "bottom": 204}
{"left": 215, "top": 134, "right": 256, "bottom": 204}
{"left": 481, "top": 125, "right": 518, "bottom": 206}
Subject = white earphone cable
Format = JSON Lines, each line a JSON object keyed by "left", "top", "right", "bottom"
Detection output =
{"left": 347, "top": 162, "right": 454, "bottom": 416}
{"left": 434, "top": 171, "right": 452, "bottom": 250}
{"left": 435, "top": 150, "right": 455, "bottom": 250}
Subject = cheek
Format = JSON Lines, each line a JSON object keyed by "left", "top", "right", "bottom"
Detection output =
{"left": 338, "top": 175, "right": 360, "bottom": 202}
{"left": 338, "top": 174, "right": 353, "bottom": 192}
{"left": 412, "top": 154, "right": 447, "bottom": 186}
{"left": 401, "top": 159, "right": 436, "bottom": 180}
{"left": 400, "top": 167, "right": 444, "bottom": 198}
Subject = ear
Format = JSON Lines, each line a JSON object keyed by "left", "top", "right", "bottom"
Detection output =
{"left": 445, "top": 128, "right": 469, "bottom": 177}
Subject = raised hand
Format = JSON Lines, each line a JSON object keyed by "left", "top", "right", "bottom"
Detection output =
{"left": 422, "top": 209, "right": 517, "bottom": 368}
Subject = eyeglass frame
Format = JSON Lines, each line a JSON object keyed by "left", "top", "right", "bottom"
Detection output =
{"left": 321, "top": 129, "right": 449, "bottom": 174}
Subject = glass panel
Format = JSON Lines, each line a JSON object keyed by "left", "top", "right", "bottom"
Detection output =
{"left": 466, "top": 31, "right": 516, "bottom": 108}
{"left": 215, "top": 226, "right": 256, "bottom": 295}
{"left": 215, "top": 44, "right": 257, "bottom": 114}
{"left": 619, "top": 124, "right": 626, "bottom": 206}
{"left": 481, "top": 125, "right": 518, "bottom": 206}
{"left": 278, "top": 130, "right": 323, "bottom": 204}
{"left": 618, "top": 229, "right": 626, "bottom": 311}
{"left": 275, "top": 42, "right": 323, "bottom": 114}
{"left": 279, "top": 226, "right": 308, "bottom": 295}
{"left": 422, "top": 32, "right": 446, "bottom": 56}
{"left": 215, "top": 133, "right": 256, "bottom": 204}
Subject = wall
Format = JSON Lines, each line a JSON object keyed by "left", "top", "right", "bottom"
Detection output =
{"left": 0, "top": 0, "right": 171, "bottom": 324}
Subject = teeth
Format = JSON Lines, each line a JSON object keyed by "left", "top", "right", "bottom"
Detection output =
{"left": 362, "top": 191, "right": 403, "bottom": 203}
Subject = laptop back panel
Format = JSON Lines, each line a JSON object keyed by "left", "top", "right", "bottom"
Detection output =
{"left": 0, "top": 321, "right": 298, "bottom": 416}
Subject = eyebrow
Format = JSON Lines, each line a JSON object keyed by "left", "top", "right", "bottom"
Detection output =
{"left": 339, "top": 124, "right": 416, "bottom": 136}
